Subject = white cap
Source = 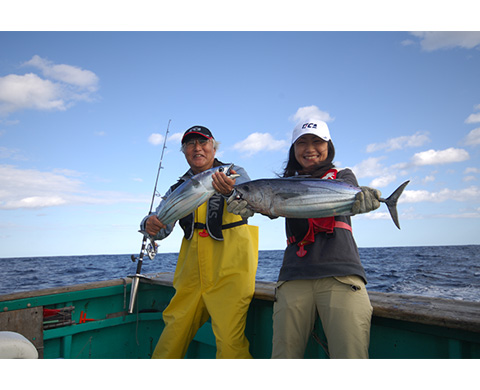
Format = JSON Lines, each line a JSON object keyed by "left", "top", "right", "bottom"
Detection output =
{"left": 291, "top": 119, "right": 331, "bottom": 145}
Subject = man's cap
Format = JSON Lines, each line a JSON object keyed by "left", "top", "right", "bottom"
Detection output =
{"left": 181, "top": 126, "right": 214, "bottom": 143}
{"left": 291, "top": 119, "right": 331, "bottom": 145}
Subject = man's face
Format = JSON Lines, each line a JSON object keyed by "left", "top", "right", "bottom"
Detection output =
{"left": 183, "top": 136, "right": 216, "bottom": 174}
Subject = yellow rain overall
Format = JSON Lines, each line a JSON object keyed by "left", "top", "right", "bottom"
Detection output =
{"left": 152, "top": 200, "right": 259, "bottom": 359}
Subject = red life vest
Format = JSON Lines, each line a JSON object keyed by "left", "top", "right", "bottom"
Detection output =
{"left": 287, "top": 169, "right": 352, "bottom": 258}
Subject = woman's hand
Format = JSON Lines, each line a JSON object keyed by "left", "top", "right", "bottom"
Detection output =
{"left": 352, "top": 187, "right": 382, "bottom": 214}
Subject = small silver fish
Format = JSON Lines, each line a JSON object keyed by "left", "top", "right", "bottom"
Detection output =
{"left": 234, "top": 178, "right": 409, "bottom": 229}
{"left": 156, "top": 164, "right": 239, "bottom": 225}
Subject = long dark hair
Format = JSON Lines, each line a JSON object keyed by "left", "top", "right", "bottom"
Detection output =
{"left": 282, "top": 140, "right": 336, "bottom": 178}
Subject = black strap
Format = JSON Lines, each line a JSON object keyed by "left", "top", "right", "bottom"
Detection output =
{"left": 223, "top": 219, "right": 248, "bottom": 230}
{"left": 193, "top": 219, "right": 247, "bottom": 231}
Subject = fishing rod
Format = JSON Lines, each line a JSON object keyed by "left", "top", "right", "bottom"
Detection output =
{"left": 128, "top": 119, "right": 171, "bottom": 314}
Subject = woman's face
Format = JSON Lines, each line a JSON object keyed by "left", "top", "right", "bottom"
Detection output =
{"left": 294, "top": 134, "right": 329, "bottom": 172}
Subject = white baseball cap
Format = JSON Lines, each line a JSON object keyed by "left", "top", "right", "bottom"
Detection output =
{"left": 291, "top": 119, "right": 331, "bottom": 145}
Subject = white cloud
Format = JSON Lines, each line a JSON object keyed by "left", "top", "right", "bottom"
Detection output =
{"left": 465, "top": 113, "right": 480, "bottom": 124}
{"left": 402, "top": 186, "right": 480, "bottom": 203}
{"left": 352, "top": 146, "right": 470, "bottom": 189}
{"left": 0, "top": 55, "right": 99, "bottom": 115}
{"left": 6, "top": 196, "right": 68, "bottom": 209}
{"left": 464, "top": 128, "right": 480, "bottom": 146}
{"left": 351, "top": 157, "right": 386, "bottom": 178}
{"left": 233, "top": 132, "right": 288, "bottom": 157}
{"left": 422, "top": 175, "right": 435, "bottom": 184}
{"left": 149, "top": 132, "right": 182, "bottom": 147}
{"left": 464, "top": 104, "right": 480, "bottom": 124}
{"left": 0, "top": 73, "right": 65, "bottom": 114}
{"left": 0, "top": 164, "right": 144, "bottom": 210}
{"left": 290, "top": 105, "right": 334, "bottom": 123}
{"left": 370, "top": 175, "right": 397, "bottom": 188}
{"left": 0, "top": 146, "right": 27, "bottom": 161}
{"left": 148, "top": 133, "right": 165, "bottom": 146}
{"left": 400, "top": 39, "right": 415, "bottom": 47}
{"left": 168, "top": 132, "right": 183, "bottom": 144}
{"left": 411, "top": 147, "right": 470, "bottom": 166}
{"left": 366, "top": 131, "right": 430, "bottom": 153}
{"left": 0, "top": 118, "right": 19, "bottom": 126}
{"left": 351, "top": 157, "right": 399, "bottom": 188}
{"left": 410, "top": 32, "right": 480, "bottom": 51}
{"left": 0, "top": 164, "right": 83, "bottom": 209}
{"left": 465, "top": 167, "right": 480, "bottom": 174}
{"left": 23, "top": 55, "right": 99, "bottom": 91}
{"left": 359, "top": 207, "right": 480, "bottom": 221}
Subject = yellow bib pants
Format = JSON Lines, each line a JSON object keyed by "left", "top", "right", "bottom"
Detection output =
{"left": 152, "top": 201, "right": 259, "bottom": 359}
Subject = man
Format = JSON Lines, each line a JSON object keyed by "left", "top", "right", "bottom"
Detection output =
{"left": 141, "top": 125, "right": 259, "bottom": 358}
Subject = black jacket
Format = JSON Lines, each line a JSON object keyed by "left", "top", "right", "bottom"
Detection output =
{"left": 278, "top": 168, "right": 367, "bottom": 283}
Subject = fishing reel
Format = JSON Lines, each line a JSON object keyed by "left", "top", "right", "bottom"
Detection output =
{"left": 130, "top": 238, "right": 158, "bottom": 262}
{"left": 146, "top": 239, "right": 158, "bottom": 260}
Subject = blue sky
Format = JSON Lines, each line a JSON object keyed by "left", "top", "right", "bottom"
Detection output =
{"left": 1, "top": 31, "right": 480, "bottom": 258}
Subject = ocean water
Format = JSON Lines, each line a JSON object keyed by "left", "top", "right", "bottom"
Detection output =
{"left": 1, "top": 245, "right": 479, "bottom": 302}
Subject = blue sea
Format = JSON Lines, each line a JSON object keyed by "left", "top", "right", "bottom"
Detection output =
{"left": 1, "top": 245, "right": 479, "bottom": 302}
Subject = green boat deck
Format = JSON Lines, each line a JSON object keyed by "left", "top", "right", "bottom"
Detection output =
{"left": 1, "top": 272, "right": 479, "bottom": 358}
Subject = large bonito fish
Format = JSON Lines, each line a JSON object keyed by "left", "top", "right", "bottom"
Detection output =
{"left": 156, "top": 164, "right": 239, "bottom": 225}
{"left": 233, "top": 178, "right": 409, "bottom": 229}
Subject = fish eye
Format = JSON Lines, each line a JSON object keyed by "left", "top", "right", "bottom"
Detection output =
{"left": 218, "top": 167, "right": 224, "bottom": 173}
{"left": 243, "top": 185, "right": 249, "bottom": 192}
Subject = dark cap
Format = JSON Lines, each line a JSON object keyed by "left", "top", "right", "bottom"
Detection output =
{"left": 181, "top": 125, "right": 214, "bottom": 144}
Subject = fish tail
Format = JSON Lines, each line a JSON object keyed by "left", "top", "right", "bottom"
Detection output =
{"left": 380, "top": 181, "right": 410, "bottom": 229}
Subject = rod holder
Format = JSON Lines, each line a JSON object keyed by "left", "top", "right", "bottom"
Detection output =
{"left": 128, "top": 275, "right": 141, "bottom": 314}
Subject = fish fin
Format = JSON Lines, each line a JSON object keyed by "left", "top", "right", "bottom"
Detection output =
{"left": 380, "top": 181, "right": 410, "bottom": 229}
{"left": 191, "top": 178, "right": 201, "bottom": 187}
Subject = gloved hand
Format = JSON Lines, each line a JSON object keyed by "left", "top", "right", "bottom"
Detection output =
{"left": 351, "top": 186, "right": 382, "bottom": 214}
{"left": 226, "top": 196, "right": 255, "bottom": 218}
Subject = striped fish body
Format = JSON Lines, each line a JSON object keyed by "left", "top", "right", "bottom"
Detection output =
{"left": 156, "top": 164, "right": 233, "bottom": 225}
{"left": 234, "top": 177, "right": 361, "bottom": 219}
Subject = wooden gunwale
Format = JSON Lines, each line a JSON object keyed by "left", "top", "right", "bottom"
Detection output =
{"left": 1, "top": 271, "right": 479, "bottom": 334}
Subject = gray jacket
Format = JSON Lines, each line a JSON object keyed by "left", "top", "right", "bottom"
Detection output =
{"left": 140, "top": 162, "right": 250, "bottom": 241}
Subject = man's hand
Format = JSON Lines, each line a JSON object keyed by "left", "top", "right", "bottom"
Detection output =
{"left": 227, "top": 198, "right": 255, "bottom": 218}
{"left": 212, "top": 169, "right": 237, "bottom": 196}
{"left": 146, "top": 215, "right": 166, "bottom": 236}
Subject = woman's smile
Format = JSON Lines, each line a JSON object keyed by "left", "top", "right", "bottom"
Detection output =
{"left": 294, "top": 134, "right": 329, "bottom": 171}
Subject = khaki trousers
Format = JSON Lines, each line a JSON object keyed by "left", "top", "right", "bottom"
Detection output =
{"left": 272, "top": 276, "right": 373, "bottom": 359}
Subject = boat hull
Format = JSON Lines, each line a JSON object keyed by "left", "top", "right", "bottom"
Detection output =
{"left": 1, "top": 273, "right": 479, "bottom": 359}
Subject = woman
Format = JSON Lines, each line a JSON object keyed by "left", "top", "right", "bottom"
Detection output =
{"left": 271, "top": 118, "right": 381, "bottom": 358}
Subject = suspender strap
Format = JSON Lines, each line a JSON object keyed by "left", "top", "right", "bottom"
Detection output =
{"left": 193, "top": 219, "right": 247, "bottom": 231}
{"left": 334, "top": 220, "right": 352, "bottom": 232}
{"left": 222, "top": 219, "right": 248, "bottom": 230}
{"left": 287, "top": 220, "right": 352, "bottom": 245}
